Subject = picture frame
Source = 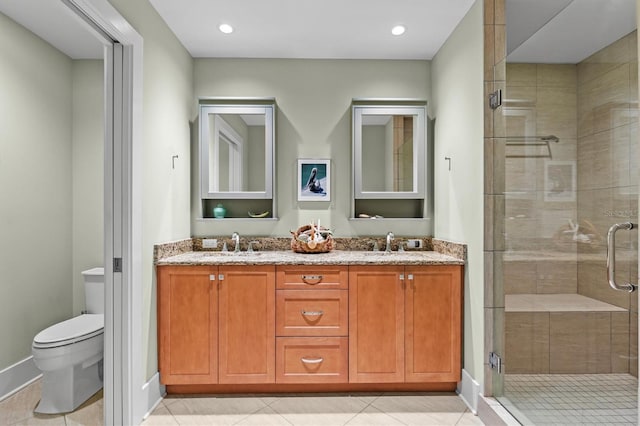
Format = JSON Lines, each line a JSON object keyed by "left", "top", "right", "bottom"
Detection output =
{"left": 544, "top": 160, "right": 576, "bottom": 202}
{"left": 297, "top": 158, "right": 331, "bottom": 201}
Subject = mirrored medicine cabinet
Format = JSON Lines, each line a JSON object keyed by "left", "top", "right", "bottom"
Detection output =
{"left": 199, "top": 99, "right": 275, "bottom": 219}
{"left": 352, "top": 101, "right": 427, "bottom": 219}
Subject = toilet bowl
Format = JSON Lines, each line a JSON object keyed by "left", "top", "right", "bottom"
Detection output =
{"left": 32, "top": 267, "right": 104, "bottom": 414}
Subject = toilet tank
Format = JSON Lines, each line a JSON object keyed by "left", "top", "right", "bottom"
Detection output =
{"left": 82, "top": 267, "right": 104, "bottom": 314}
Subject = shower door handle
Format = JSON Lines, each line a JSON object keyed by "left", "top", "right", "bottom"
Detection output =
{"left": 606, "top": 222, "right": 637, "bottom": 292}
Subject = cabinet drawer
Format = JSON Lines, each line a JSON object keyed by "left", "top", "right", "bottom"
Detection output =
{"left": 276, "top": 290, "right": 348, "bottom": 337}
{"left": 276, "top": 337, "right": 348, "bottom": 383}
{"left": 276, "top": 266, "right": 348, "bottom": 290}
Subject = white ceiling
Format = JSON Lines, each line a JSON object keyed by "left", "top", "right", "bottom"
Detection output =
{"left": 0, "top": 0, "right": 635, "bottom": 64}
{"left": 507, "top": 0, "right": 637, "bottom": 63}
{"left": 148, "top": 0, "right": 475, "bottom": 60}
{"left": 0, "top": 0, "right": 103, "bottom": 59}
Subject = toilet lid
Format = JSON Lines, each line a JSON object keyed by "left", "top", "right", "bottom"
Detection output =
{"left": 33, "top": 314, "right": 103, "bottom": 348}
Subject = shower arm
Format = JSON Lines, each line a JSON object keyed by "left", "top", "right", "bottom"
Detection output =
{"left": 606, "top": 222, "right": 637, "bottom": 293}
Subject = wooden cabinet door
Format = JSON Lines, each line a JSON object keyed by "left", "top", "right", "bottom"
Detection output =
{"left": 349, "top": 265, "right": 405, "bottom": 383}
{"left": 405, "top": 265, "right": 463, "bottom": 382}
{"left": 218, "top": 265, "right": 276, "bottom": 384}
{"left": 158, "top": 265, "right": 218, "bottom": 384}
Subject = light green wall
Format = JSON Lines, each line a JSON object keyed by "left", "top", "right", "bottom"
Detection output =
{"left": 0, "top": 12, "right": 73, "bottom": 369}
{"left": 431, "top": 0, "right": 484, "bottom": 389}
{"left": 192, "top": 59, "right": 432, "bottom": 237}
{"left": 107, "top": 0, "right": 194, "bottom": 380}
{"left": 72, "top": 60, "right": 104, "bottom": 315}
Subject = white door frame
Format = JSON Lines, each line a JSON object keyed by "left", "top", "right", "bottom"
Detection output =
{"left": 61, "top": 1, "right": 145, "bottom": 424}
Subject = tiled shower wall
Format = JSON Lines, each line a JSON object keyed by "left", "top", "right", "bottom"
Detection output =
{"left": 503, "top": 63, "right": 578, "bottom": 295}
{"left": 576, "top": 31, "right": 638, "bottom": 376}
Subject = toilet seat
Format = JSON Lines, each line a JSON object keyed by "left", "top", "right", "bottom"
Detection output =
{"left": 33, "top": 314, "right": 103, "bottom": 349}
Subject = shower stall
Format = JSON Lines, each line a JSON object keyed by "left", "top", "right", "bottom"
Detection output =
{"left": 489, "top": 1, "right": 639, "bottom": 424}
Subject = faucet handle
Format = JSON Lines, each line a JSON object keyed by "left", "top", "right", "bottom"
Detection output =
{"left": 248, "top": 241, "right": 259, "bottom": 252}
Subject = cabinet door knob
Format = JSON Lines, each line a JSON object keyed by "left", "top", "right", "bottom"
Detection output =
{"left": 301, "top": 275, "right": 323, "bottom": 284}
{"left": 300, "top": 357, "right": 324, "bottom": 364}
{"left": 301, "top": 310, "right": 324, "bottom": 317}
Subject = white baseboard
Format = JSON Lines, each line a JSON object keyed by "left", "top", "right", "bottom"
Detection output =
{"left": 0, "top": 356, "right": 41, "bottom": 402}
{"left": 139, "top": 372, "right": 165, "bottom": 422}
{"left": 456, "top": 368, "right": 480, "bottom": 414}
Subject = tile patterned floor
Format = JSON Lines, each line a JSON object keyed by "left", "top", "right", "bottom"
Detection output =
{"left": 0, "top": 380, "right": 482, "bottom": 426}
{"left": 143, "top": 392, "right": 483, "bottom": 426}
{"left": 501, "top": 373, "right": 638, "bottom": 425}
{"left": 0, "top": 379, "right": 103, "bottom": 425}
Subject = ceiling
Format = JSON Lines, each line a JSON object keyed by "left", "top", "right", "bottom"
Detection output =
{"left": 148, "top": 0, "right": 475, "bottom": 60}
{"left": 0, "top": 0, "right": 636, "bottom": 63}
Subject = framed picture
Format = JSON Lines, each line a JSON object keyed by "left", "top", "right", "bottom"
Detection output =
{"left": 544, "top": 160, "right": 575, "bottom": 202}
{"left": 297, "top": 158, "right": 330, "bottom": 201}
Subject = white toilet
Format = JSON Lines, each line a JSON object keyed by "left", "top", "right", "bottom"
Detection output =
{"left": 32, "top": 267, "right": 104, "bottom": 414}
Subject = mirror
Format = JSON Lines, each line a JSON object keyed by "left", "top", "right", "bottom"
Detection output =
{"left": 200, "top": 103, "right": 274, "bottom": 199}
{"left": 353, "top": 104, "right": 426, "bottom": 199}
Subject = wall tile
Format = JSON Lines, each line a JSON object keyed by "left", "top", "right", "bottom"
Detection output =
{"left": 537, "top": 64, "right": 577, "bottom": 88}
{"left": 611, "top": 311, "right": 630, "bottom": 373}
{"left": 484, "top": 25, "right": 495, "bottom": 82}
{"left": 506, "top": 63, "right": 536, "bottom": 87}
{"left": 550, "top": 312, "right": 588, "bottom": 373}
{"left": 505, "top": 312, "right": 549, "bottom": 373}
{"left": 503, "top": 260, "right": 536, "bottom": 294}
{"left": 585, "top": 312, "right": 612, "bottom": 373}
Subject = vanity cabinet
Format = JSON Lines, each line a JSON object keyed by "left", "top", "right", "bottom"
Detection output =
{"left": 158, "top": 266, "right": 218, "bottom": 384}
{"left": 158, "top": 265, "right": 276, "bottom": 385}
{"left": 275, "top": 266, "right": 349, "bottom": 384}
{"left": 157, "top": 261, "right": 463, "bottom": 391}
{"left": 349, "top": 265, "right": 462, "bottom": 383}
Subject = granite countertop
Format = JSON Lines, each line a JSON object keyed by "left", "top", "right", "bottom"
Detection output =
{"left": 156, "top": 249, "right": 464, "bottom": 266}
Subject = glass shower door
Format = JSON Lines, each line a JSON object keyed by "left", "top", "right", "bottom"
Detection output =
{"left": 493, "top": 0, "right": 639, "bottom": 424}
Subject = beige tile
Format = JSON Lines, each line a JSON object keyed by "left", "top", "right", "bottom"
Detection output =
{"left": 456, "top": 411, "right": 485, "bottom": 425}
{"left": 550, "top": 312, "right": 587, "bottom": 373}
{"left": 505, "top": 312, "right": 549, "bottom": 373}
{"left": 506, "top": 63, "right": 536, "bottom": 87}
{"left": 371, "top": 394, "right": 467, "bottom": 414}
{"left": 345, "top": 405, "right": 404, "bottom": 425}
{"left": 0, "top": 380, "right": 43, "bottom": 425}
{"left": 592, "top": 64, "right": 632, "bottom": 133}
{"left": 578, "top": 260, "right": 630, "bottom": 310}
{"left": 166, "top": 396, "right": 266, "bottom": 425}
{"left": 578, "top": 33, "right": 631, "bottom": 85}
{"left": 141, "top": 403, "right": 179, "bottom": 426}
{"left": 235, "top": 406, "right": 293, "bottom": 426}
{"left": 492, "top": 138, "right": 505, "bottom": 195}
{"left": 495, "top": 58, "right": 506, "bottom": 83}
{"left": 536, "top": 260, "right": 577, "bottom": 294}
{"left": 577, "top": 131, "right": 613, "bottom": 191}
{"left": 484, "top": 25, "right": 495, "bottom": 82}
{"left": 494, "top": 25, "right": 505, "bottom": 65}
{"left": 495, "top": 0, "right": 505, "bottom": 25}
{"left": 65, "top": 390, "right": 103, "bottom": 426}
{"left": 503, "top": 261, "right": 536, "bottom": 294}
{"left": 485, "top": 138, "right": 494, "bottom": 195}
{"left": 14, "top": 414, "right": 67, "bottom": 425}
{"left": 536, "top": 86, "right": 577, "bottom": 139}
{"left": 484, "top": 0, "right": 494, "bottom": 25}
{"left": 611, "top": 311, "right": 630, "bottom": 373}
{"left": 585, "top": 312, "right": 612, "bottom": 373}
{"left": 537, "top": 64, "right": 577, "bottom": 88}
{"left": 630, "top": 310, "right": 638, "bottom": 376}
{"left": 270, "top": 396, "right": 368, "bottom": 425}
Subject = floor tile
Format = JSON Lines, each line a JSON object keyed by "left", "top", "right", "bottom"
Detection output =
{"left": 269, "top": 396, "right": 368, "bottom": 426}
{"left": 141, "top": 402, "right": 179, "bottom": 426}
{"left": 344, "top": 405, "right": 404, "bottom": 425}
{"left": 234, "top": 406, "right": 292, "bottom": 425}
{"left": 456, "top": 411, "right": 485, "bottom": 425}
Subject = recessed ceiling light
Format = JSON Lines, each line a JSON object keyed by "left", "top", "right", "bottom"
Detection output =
{"left": 219, "top": 24, "right": 234, "bottom": 34}
{"left": 391, "top": 25, "right": 406, "bottom": 36}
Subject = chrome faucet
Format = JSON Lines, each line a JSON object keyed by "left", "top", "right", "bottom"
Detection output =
{"left": 385, "top": 232, "right": 395, "bottom": 253}
{"left": 232, "top": 232, "right": 241, "bottom": 253}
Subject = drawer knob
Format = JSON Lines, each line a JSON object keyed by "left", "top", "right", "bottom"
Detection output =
{"left": 301, "top": 310, "right": 324, "bottom": 317}
{"left": 300, "top": 357, "right": 324, "bottom": 364}
{"left": 301, "top": 275, "right": 323, "bottom": 284}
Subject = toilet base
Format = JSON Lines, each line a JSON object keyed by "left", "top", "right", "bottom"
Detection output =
{"left": 35, "top": 358, "right": 103, "bottom": 414}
